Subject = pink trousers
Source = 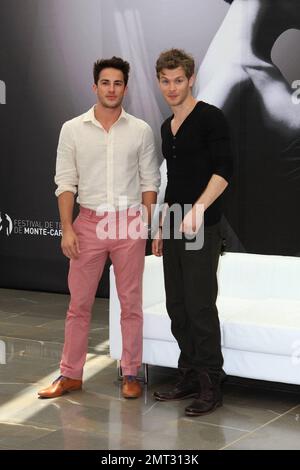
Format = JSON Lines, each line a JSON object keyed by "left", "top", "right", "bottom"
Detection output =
{"left": 60, "top": 206, "right": 147, "bottom": 378}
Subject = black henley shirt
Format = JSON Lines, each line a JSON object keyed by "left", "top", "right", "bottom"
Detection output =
{"left": 161, "top": 101, "right": 233, "bottom": 226}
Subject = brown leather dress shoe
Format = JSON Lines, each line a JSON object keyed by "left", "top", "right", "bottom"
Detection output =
{"left": 38, "top": 375, "right": 82, "bottom": 399}
{"left": 185, "top": 370, "right": 222, "bottom": 416}
{"left": 154, "top": 383, "right": 199, "bottom": 402}
{"left": 122, "top": 376, "right": 142, "bottom": 399}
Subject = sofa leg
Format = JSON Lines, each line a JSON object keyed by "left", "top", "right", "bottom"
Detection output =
{"left": 143, "top": 364, "right": 149, "bottom": 384}
{"left": 117, "top": 361, "right": 148, "bottom": 384}
{"left": 117, "top": 361, "right": 123, "bottom": 381}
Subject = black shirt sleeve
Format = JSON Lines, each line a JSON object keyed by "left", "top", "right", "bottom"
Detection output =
{"left": 161, "top": 121, "right": 170, "bottom": 204}
{"left": 205, "top": 106, "right": 233, "bottom": 183}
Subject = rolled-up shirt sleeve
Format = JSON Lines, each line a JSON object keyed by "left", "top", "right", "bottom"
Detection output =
{"left": 54, "top": 122, "right": 78, "bottom": 197}
{"left": 206, "top": 107, "right": 233, "bottom": 183}
{"left": 138, "top": 124, "right": 161, "bottom": 193}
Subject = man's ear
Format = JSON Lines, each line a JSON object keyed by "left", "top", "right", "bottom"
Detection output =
{"left": 92, "top": 83, "right": 97, "bottom": 95}
{"left": 124, "top": 85, "right": 128, "bottom": 96}
{"left": 189, "top": 73, "right": 195, "bottom": 88}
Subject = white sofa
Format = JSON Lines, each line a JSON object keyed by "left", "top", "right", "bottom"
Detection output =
{"left": 109, "top": 253, "right": 300, "bottom": 385}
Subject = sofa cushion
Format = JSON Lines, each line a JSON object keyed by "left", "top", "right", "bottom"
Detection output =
{"left": 143, "top": 302, "right": 173, "bottom": 342}
{"left": 144, "top": 297, "right": 300, "bottom": 357}
{"left": 218, "top": 253, "right": 300, "bottom": 301}
{"left": 220, "top": 298, "right": 300, "bottom": 357}
{"left": 143, "top": 302, "right": 226, "bottom": 345}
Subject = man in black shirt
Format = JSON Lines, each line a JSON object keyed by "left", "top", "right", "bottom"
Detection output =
{"left": 152, "top": 49, "right": 233, "bottom": 416}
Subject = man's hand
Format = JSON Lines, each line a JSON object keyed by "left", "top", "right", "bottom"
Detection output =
{"left": 152, "top": 229, "right": 163, "bottom": 257}
{"left": 61, "top": 227, "right": 80, "bottom": 259}
{"left": 179, "top": 203, "right": 204, "bottom": 236}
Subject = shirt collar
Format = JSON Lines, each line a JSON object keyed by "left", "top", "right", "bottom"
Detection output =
{"left": 83, "top": 105, "right": 128, "bottom": 126}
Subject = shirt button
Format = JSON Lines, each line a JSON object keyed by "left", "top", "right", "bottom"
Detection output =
{"left": 173, "top": 155, "right": 177, "bottom": 159}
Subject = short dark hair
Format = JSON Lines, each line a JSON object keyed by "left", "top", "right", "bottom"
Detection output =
{"left": 156, "top": 48, "right": 195, "bottom": 80}
{"left": 224, "top": 0, "right": 234, "bottom": 3}
{"left": 93, "top": 57, "right": 130, "bottom": 85}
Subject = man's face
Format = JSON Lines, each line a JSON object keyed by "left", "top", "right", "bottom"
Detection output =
{"left": 93, "top": 67, "right": 127, "bottom": 108}
{"left": 158, "top": 67, "right": 194, "bottom": 107}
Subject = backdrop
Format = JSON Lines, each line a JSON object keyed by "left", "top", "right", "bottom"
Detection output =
{"left": 1, "top": 0, "right": 300, "bottom": 295}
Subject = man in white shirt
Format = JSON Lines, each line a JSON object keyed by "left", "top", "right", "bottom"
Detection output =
{"left": 38, "top": 57, "right": 160, "bottom": 399}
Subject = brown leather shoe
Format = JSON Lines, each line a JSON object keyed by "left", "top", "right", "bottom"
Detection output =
{"left": 122, "top": 376, "right": 142, "bottom": 399}
{"left": 38, "top": 375, "right": 82, "bottom": 399}
{"left": 185, "top": 370, "right": 222, "bottom": 416}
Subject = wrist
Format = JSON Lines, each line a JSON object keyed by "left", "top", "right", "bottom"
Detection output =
{"left": 62, "top": 223, "right": 73, "bottom": 233}
{"left": 194, "top": 201, "right": 206, "bottom": 212}
{"left": 142, "top": 221, "right": 152, "bottom": 237}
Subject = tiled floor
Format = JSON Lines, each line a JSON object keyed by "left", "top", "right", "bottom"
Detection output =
{"left": 0, "top": 288, "right": 300, "bottom": 450}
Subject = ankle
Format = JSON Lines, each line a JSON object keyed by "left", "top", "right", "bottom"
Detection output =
{"left": 124, "top": 375, "right": 137, "bottom": 382}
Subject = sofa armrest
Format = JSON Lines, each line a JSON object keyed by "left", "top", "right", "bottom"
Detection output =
{"left": 109, "top": 255, "right": 166, "bottom": 360}
{"left": 109, "top": 255, "right": 165, "bottom": 312}
{"left": 142, "top": 255, "right": 165, "bottom": 307}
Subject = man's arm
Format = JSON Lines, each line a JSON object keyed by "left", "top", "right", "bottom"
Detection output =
{"left": 181, "top": 107, "right": 233, "bottom": 234}
{"left": 138, "top": 123, "right": 161, "bottom": 238}
{"left": 58, "top": 191, "right": 80, "bottom": 259}
{"left": 58, "top": 191, "right": 75, "bottom": 231}
{"left": 152, "top": 202, "right": 168, "bottom": 257}
{"left": 180, "top": 175, "right": 228, "bottom": 234}
{"left": 139, "top": 124, "right": 161, "bottom": 227}
{"left": 142, "top": 191, "right": 157, "bottom": 226}
{"left": 196, "top": 173, "right": 228, "bottom": 210}
{"left": 55, "top": 122, "right": 80, "bottom": 258}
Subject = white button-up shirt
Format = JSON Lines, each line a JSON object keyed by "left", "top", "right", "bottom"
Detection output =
{"left": 55, "top": 106, "right": 160, "bottom": 211}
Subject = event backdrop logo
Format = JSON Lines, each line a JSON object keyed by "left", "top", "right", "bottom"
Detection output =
{"left": 0, "top": 212, "right": 13, "bottom": 236}
{"left": 0, "top": 211, "right": 62, "bottom": 238}
{"left": 0, "top": 80, "right": 6, "bottom": 104}
{"left": 292, "top": 80, "right": 300, "bottom": 104}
